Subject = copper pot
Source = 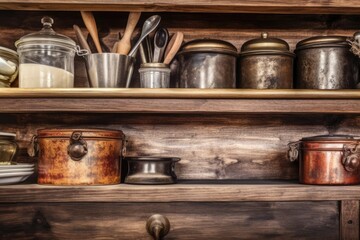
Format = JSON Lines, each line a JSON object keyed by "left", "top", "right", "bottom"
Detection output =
{"left": 288, "top": 135, "right": 360, "bottom": 185}
{"left": 28, "top": 128, "right": 126, "bottom": 185}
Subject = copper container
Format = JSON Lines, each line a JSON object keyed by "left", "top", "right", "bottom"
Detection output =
{"left": 288, "top": 135, "right": 360, "bottom": 185}
{"left": 29, "top": 128, "right": 125, "bottom": 185}
{"left": 238, "top": 32, "right": 294, "bottom": 89}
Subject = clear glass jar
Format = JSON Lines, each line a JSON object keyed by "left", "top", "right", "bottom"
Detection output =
{"left": 15, "top": 17, "right": 76, "bottom": 88}
{"left": 0, "top": 132, "right": 18, "bottom": 165}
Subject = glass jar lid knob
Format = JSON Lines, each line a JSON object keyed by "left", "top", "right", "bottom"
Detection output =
{"left": 261, "top": 32, "right": 268, "bottom": 39}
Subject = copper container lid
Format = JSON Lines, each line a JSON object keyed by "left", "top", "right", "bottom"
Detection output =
{"left": 240, "top": 32, "right": 294, "bottom": 57}
{"left": 178, "top": 39, "right": 238, "bottom": 56}
{"left": 296, "top": 36, "right": 349, "bottom": 50}
{"left": 37, "top": 128, "right": 125, "bottom": 139}
{"left": 301, "top": 134, "right": 356, "bottom": 142}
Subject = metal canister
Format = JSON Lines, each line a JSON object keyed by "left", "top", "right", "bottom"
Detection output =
{"left": 177, "top": 39, "right": 237, "bottom": 88}
{"left": 238, "top": 32, "right": 295, "bottom": 89}
{"left": 288, "top": 135, "right": 360, "bottom": 185}
{"left": 138, "top": 63, "right": 171, "bottom": 88}
{"left": 295, "top": 36, "right": 359, "bottom": 89}
{"left": 28, "top": 128, "right": 126, "bottom": 185}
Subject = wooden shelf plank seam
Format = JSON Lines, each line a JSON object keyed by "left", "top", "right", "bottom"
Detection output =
{"left": 0, "top": 0, "right": 360, "bottom": 14}
{"left": 1, "top": 183, "right": 360, "bottom": 202}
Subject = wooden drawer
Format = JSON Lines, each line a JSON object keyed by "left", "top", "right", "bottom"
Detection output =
{"left": 0, "top": 202, "right": 338, "bottom": 239}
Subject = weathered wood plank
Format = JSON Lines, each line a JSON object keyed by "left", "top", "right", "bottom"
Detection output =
{"left": 3, "top": 89, "right": 360, "bottom": 99}
{"left": 0, "top": 202, "right": 339, "bottom": 239}
{"left": 2, "top": 98, "right": 360, "bottom": 113}
{"left": 341, "top": 200, "right": 360, "bottom": 240}
{"left": 2, "top": 113, "right": 359, "bottom": 180}
{"left": 0, "top": 182, "right": 359, "bottom": 202}
{"left": 0, "top": 0, "right": 359, "bottom": 14}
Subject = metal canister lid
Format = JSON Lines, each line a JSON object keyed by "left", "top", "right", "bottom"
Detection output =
{"left": 15, "top": 16, "right": 76, "bottom": 50}
{"left": 126, "top": 157, "right": 181, "bottom": 162}
{"left": 301, "top": 134, "right": 356, "bottom": 141}
{"left": 177, "top": 39, "right": 237, "bottom": 56}
{"left": 296, "top": 36, "right": 349, "bottom": 50}
{"left": 0, "top": 132, "right": 16, "bottom": 140}
{"left": 140, "top": 63, "right": 169, "bottom": 68}
{"left": 240, "top": 32, "right": 294, "bottom": 57}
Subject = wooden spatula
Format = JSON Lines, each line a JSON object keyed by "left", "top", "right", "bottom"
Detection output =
{"left": 117, "top": 12, "right": 141, "bottom": 55}
{"left": 163, "top": 32, "right": 184, "bottom": 65}
{"left": 80, "top": 11, "right": 102, "bottom": 53}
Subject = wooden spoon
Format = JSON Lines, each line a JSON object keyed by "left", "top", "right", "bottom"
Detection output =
{"left": 117, "top": 12, "right": 141, "bottom": 55}
{"left": 80, "top": 11, "right": 102, "bottom": 53}
{"left": 163, "top": 32, "right": 184, "bottom": 65}
{"left": 73, "top": 24, "right": 91, "bottom": 53}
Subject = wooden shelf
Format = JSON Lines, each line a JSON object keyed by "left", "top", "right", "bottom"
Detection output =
{"left": 0, "top": 0, "right": 359, "bottom": 14}
{"left": 1, "top": 181, "right": 360, "bottom": 202}
{"left": 2, "top": 89, "right": 360, "bottom": 113}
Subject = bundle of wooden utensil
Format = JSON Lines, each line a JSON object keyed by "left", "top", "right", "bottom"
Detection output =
{"left": 73, "top": 11, "right": 183, "bottom": 66}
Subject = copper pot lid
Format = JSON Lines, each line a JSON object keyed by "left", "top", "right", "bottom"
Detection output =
{"left": 15, "top": 16, "right": 76, "bottom": 50}
{"left": 296, "top": 36, "right": 349, "bottom": 50}
{"left": 301, "top": 134, "right": 357, "bottom": 141}
{"left": 178, "top": 39, "right": 237, "bottom": 56}
{"left": 240, "top": 32, "right": 294, "bottom": 57}
{"left": 37, "top": 128, "right": 125, "bottom": 139}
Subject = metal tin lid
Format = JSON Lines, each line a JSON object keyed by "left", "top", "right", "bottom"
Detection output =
{"left": 126, "top": 157, "right": 181, "bottom": 162}
{"left": 296, "top": 36, "right": 349, "bottom": 50}
{"left": 37, "top": 128, "right": 125, "bottom": 139}
{"left": 240, "top": 32, "right": 294, "bottom": 56}
{"left": 301, "top": 134, "right": 356, "bottom": 141}
{"left": 140, "top": 63, "right": 169, "bottom": 68}
{"left": 15, "top": 16, "right": 76, "bottom": 50}
{"left": 178, "top": 39, "right": 237, "bottom": 56}
{"left": 0, "top": 132, "right": 16, "bottom": 140}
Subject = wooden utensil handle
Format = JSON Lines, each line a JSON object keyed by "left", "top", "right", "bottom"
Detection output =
{"left": 164, "top": 32, "right": 184, "bottom": 65}
{"left": 81, "top": 11, "right": 102, "bottom": 53}
{"left": 117, "top": 12, "right": 141, "bottom": 55}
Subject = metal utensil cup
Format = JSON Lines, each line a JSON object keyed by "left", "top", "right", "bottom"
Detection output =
{"left": 83, "top": 53, "right": 135, "bottom": 88}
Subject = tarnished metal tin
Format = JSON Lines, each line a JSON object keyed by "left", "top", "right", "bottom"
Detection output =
{"left": 33, "top": 128, "right": 125, "bottom": 185}
{"left": 288, "top": 135, "right": 360, "bottom": 185}
{"left": 177, "top": 39, "right": 237, "bottom": 88}
{"left": 238, "top": 33, "right": 294, "bottom": 89}
{"left": 295, "top": 36, "right": 359, "bottom": 89}
{"left": 125, "top": 157, "right": 180, "bottom": 184}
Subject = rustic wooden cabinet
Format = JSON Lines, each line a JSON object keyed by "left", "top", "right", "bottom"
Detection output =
{"left": 0, "top": 1, "right": 360, "bottom": 239}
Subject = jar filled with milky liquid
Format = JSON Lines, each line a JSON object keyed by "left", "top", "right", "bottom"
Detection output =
{"left": 15, "top": 17, "right": 76, "bottom": 88}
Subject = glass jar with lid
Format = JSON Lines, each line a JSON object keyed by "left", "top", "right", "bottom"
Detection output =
{"left": 0, "top": 132, "right": 18, "bottom": 165}
{"left": 15, "top": 16, "right": 77, "bottom": 88}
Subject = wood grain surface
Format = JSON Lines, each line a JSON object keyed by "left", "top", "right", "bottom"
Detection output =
{"left": 3, "top": 98, "right": 360, "bottom": 113}
{"left": 2, "top": 113, "right": 360, "bottom": 180}
{"left": 0, "top": 182, "right": 360, "bottom": 202}
{"left": 0, "top": 202, "right": 339, "bottom": 239}
{"left": 0, "top": 0, "right": 359, "bottom": 14}
{"left": 341, "top": 200, "right": 360, "bottom": 240}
